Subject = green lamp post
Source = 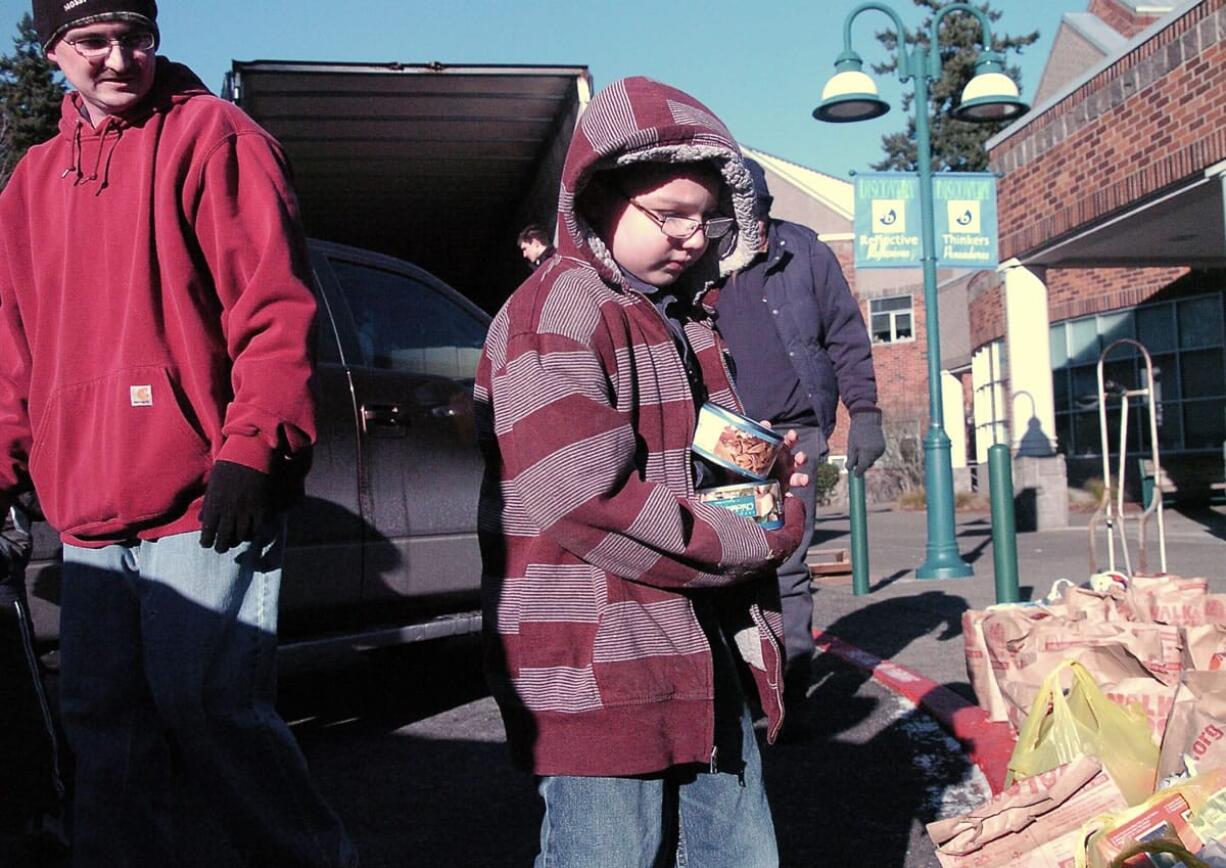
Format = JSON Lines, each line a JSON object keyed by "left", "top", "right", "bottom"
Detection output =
{"left": 814, "top": 2, "right": 1028, "bottom": 579}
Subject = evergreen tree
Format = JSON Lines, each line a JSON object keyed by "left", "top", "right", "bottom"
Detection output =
{"left": 0, "top": 14, "right": 64, "bottom": 190}
{"left": 871, "top": 0, "right": 1038, "bottom": 172}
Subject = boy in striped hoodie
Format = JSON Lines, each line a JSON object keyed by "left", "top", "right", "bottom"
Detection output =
{"left": 476, "top": 77, "right": 810, "bottom": 867}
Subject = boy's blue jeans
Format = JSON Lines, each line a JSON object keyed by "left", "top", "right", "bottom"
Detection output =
{"left": 59, "top": 524, "right": 357, "bottom": 868}
{"left": 533, "top": 707, "right": 778, "bottom": 868}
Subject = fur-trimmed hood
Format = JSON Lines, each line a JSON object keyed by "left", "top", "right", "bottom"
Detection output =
{"left": 557, "top": 76, "right": 760, "bottom": 290}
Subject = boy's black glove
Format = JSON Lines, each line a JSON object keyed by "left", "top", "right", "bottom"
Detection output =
{"left": 845, "top": 409, "right": 886, "bottom": 477}
{"left": 198, "top": 461, "right": 272, "bottom": 553}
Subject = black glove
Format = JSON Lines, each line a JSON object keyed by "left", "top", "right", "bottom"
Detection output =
{"left": 198, "top": 461, "right": 272, "bottom": 553}
{"left": 845, "top": 409, "right": 886, "bottom": 477}
{"left": 0, "top": 504, "right": 33, "bottom": 589}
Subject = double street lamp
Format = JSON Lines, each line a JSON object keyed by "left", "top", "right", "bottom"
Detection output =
{"left": 813, "top": 2, "right": 1028, "bottom": 579}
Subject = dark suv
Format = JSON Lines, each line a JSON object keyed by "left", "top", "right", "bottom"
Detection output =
{"left": 24, "top": 239, "right": 490, "bottom": 654}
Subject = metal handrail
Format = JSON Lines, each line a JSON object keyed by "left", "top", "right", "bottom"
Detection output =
{"left": 1088, "top": 339, "right": 1167, "bottom": 575}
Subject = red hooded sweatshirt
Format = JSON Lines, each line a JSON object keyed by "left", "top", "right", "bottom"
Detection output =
{"left": 476, "top": 77, "right": 798, "bottom": 777}
{"left": 0, "top": 59, "right": 317, "bottom": 547}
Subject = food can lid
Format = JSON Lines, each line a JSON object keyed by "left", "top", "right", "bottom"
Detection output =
{"left": 698, "top": 403, "right": 783, "bottom": 444}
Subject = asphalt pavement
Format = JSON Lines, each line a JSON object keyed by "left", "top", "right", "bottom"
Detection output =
{"left": 274, "top": 635, "right": 991, "bottom": 868}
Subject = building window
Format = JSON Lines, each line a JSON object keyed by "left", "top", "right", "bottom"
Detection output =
{"left": 870, "top": 295, "right": 914, "bottom": 344}
{"left": 1050, "top": 292, "right": 1226, "bottom": 457}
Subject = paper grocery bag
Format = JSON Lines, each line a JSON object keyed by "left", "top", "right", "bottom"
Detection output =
{"left": 1101, "top": 677, "right": 1178, "bottom": 746}
{"left": 979, "top": 605, "right": 1064, "bottom": 724}
{"left": 1129, "top": 576, "right": 1210, "bottom": 626}
{"left": 1157, "top": 670, "right": 1226, "bottom": 779}
{"left": 927, "top": 755, "right": 1129, "bottom": 868}
{"left": 1183, "top": 623, "right": 1226, "bottom": 672}
{"left": 1061, "top": 585, "right": 1136, "bottom": 624}
{"left": 965, "top": 608, "right": 1015, "bottom": 722}
{"left": 994, "top": 621, "right": 1181, "bottom": 730}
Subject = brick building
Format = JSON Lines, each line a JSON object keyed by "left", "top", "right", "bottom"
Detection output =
{"left": 972, "top": 0, "right": 1226, "bottom": 503}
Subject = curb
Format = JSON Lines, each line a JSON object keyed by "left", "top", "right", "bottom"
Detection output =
{"left": 813, "top": 630, "right": 1016, "bottom": 793}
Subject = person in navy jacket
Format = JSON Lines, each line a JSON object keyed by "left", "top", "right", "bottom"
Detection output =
{"left": 716, "top": 158, "right": 885, "bottom": 734}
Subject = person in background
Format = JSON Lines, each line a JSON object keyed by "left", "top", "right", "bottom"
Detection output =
{"left": 716, "top": 157, "right": 885, "bottom": 735}
{"left": 517, "top": 223, "right": 556, "bottom": 269}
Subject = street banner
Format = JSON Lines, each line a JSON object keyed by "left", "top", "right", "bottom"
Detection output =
{"left": 932, "top": 173, "right": 998, "bottom": 269}
{"left": 854, "top": 172, "right": 999, "bottom": 270}
{"left": 854, "top": 173, "right": 921, "bottom": 268}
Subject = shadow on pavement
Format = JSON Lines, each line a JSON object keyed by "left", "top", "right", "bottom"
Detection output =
{"left": 764, "top": 654, "right": 982, "bottom": 867}
{"left": 1170, "top": 504, "right": 1226, "bottom": 542}
{"left": 760, "top": 590, "right": 998, "bottom": 865}
{"left": 820, "top": 591, "right": 965, "bottom": 668}
{"left": 871, "top": 569, "right": 912, "bottom": 592}
{"left": 175, "top": 635, "right": 542, "bottom": 868}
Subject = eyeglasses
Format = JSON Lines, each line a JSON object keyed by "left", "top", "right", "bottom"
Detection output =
{"left": 621, "top": 194, "right": 736, "bottom": 241}
{"left": 63, "top": 31, "right": 156, "bottom": 61}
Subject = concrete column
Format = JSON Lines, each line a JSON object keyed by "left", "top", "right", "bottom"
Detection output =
{"left": 942, "top": 371, "right": 967, "bottom": 468}
{"left": 971, "top": 342, "right": 1007, "bottom": 465}
{"left": 998, "top": 260, "right": 1068, "bottom": 529}
{"left": 1001, "top": 259, "right": 1058, "bottom": 456}
{"left": 944, "top": 371, "right": 974, "bottom": 493}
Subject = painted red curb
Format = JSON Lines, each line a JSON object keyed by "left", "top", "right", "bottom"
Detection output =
{"left": 813, "top": 630, "right": 1016, "bottom": 794}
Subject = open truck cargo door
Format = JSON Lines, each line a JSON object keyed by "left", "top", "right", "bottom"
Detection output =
{"left": 224, "top": 61, "right": 592, "bottom": 312}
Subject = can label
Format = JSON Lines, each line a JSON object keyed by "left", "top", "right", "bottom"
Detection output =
{"left": 697, "top": 481, "right": 783, "bottom": 529}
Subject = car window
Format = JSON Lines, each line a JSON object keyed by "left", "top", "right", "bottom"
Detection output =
{"left": 310, "top": 271, "right": 344, "bottom": 366}
{"left": 328, "top": 259, "right": 487, "bottom": 380}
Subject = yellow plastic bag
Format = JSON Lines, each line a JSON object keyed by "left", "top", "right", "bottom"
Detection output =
{"left": 1006, "top": 660, "right": 1158, "bottom": 806}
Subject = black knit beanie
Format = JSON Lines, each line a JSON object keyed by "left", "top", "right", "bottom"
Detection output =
{"left": 33, "top": 0, "right": 159, "bottom": 51}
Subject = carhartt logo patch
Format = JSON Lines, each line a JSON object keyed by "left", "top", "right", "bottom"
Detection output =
{"left": 130, "top": 385, "right": 153, "bottom": 407}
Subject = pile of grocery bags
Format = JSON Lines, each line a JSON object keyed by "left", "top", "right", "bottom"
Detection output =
{"left": 928, "top": 574, "right": 1226, "bottom": 867}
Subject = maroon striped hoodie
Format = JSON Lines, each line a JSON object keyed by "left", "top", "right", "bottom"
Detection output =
{"left": 475, "top": 77, "right": 804, "bottom": 777}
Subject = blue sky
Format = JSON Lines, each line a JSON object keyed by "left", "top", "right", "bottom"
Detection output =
{"left": 1, "top": 0, "right": 1076, "bottom": 176}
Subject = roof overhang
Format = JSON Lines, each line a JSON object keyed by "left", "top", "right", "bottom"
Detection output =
{"left": 1020, "top": 165, "right": 1226, "bottom": 268}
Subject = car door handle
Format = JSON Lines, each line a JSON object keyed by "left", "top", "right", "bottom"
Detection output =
{"left": 361, "top": 403, "right": 407, "bottom": 436}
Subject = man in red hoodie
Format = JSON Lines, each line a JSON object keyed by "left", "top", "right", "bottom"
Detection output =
{"left": 0, "top": 2, "right": 356, "bottom": 865}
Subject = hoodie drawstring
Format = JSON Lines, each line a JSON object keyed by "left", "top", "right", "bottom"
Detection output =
{"left": 60, "top": 121, "right": 122, "bottom": 195}
{"left": 60, "top": 121, "right": 84, "bottom": 184}
{"left": 94, "top": 127, "right": 122, "bottom": 196}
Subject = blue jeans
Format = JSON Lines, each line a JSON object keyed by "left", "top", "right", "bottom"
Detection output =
{"left": 534, "top": 708, "right": 777, "bottom": 868}
{"left": 59, "top": 524, "right": 357, "bottom": 868}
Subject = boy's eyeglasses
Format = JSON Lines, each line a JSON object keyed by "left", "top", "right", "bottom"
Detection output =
{"left": 63, "top": 31, "right": 156, "bottom": 61}
{"left": 622, "top": 195, "right": 736, "bottom": 241}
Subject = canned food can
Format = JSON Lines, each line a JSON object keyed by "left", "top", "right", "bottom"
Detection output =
{"left": 696, "top": 480, "right": 783, "bottom": 530}
{"left": 691, "top": 403, "right": 783, "bottom": 481}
